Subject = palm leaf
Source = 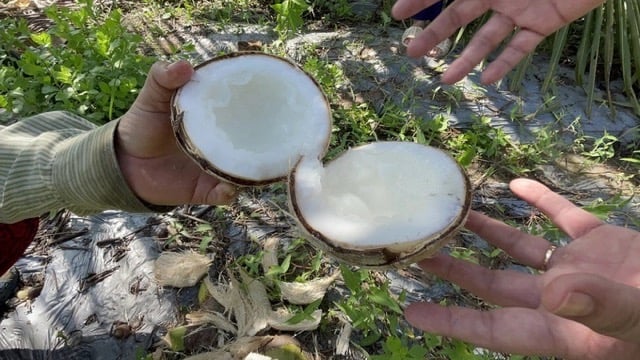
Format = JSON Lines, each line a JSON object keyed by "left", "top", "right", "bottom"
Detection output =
{"left": 574, "top": 10, "right": 595, "bottom": 86}
{"left": 602, "top": 0, "right": 615, "bottom": 113}
{"left": 542, "top": 25, "right": 570, "bottom": 93}
{"left": 505, "top": 0, "right": 640, "bottom": 116}
{"left": 585, "top": 5, "right": 603, "bottom": 117}
{"left": 616, "top": 0, "right": 640, "bottom": 114}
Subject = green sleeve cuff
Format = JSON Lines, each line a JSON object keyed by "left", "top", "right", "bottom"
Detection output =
{"left": 52, "top": 118, "right": 174, "bottom": 215}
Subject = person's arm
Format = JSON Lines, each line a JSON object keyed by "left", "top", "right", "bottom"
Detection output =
{"left": 0, "top": 111, "right": 165, "bottom": 223}
{"left": 392, "top": 0, "right": 607, "bottom": 84}
{"left": 0, "top": 60, "right": 237, "bottom": 224}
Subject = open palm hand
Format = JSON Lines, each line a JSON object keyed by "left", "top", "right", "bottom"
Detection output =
{"left": 392, "top": 0, "right": 606, "bottom": 84}
{"left": 406, "top": 179, "right": 640, "bottom": 359}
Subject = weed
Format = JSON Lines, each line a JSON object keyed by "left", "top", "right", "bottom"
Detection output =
{"left": 198, "top": 0, "right": 261, "bottom": 24}
{"left": 579, "top": 131, "right": 619, "bottom": 161}
{"left": 314, "top": 0, "right": 354, "bottom": 22}
{"left": 583, "top": 194, "right": 634, "bottom": 221}
{"left": 335, "top": 265, "right": 404, "bottom": 347}
{"left": 445, "top": 115, "right": 511, "bottom": 168}
{"left": 371, "top": 336, "right": 428, "bottom": 360}
{"left": 163, "top": 216, "right": 219, "bottom": 253}
{"left": 237, "top": 251, "right": 264, "bottom": 278}
{"left": 621, "top": 149, "right": 640, "bottom": 167}
{"left": 302, "top": 55, "right": 345, "bottom": 101}
{"left": 450, "top": 246, "right": 480, "bottom": 264}
{"left": 0, "top": 0, "right": 154, "bottom": 124}
{"left": 272, "top": 0, "right": 311, "bottom": 38}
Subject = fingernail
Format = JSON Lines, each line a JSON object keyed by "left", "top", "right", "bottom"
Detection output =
{"left": 166, "top": 61, "right": 181, "bottom": 73}
{"left": 553, "top": 292, "right": 595, "bottom": 317}
{"left": 167, "top": 61, "right": 192, "bottom": 76}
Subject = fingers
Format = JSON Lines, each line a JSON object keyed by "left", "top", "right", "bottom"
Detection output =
{"left": 479, "top": 28, "right": 546, "bottom": 84}
{"left": 509, "top": 179, "right": 603, "bottom": 240}
{"left": 206, "top": 182, "right": 238, "bottom": 205}
{"left": 417, "top": 254, "right": 541, "bottom": 308}
{"left": 440, "top": 11, "right": 515, "bottom": 84}
{"left": 192, "top": 173, "right": 238, "bottom": 206}
{"left": 543, "top": 273, "right": 640, "bottom": 344}
{"left": 404, "top": 302, "right": 580, "bottom": 357}
{"left": 404, "top": 0, "right": 488, "bottom": 59}
{"left": 154, "top": 60, "right": 194, "bottom": 89}
{"left": 465, "top": 211, "right": 552, "bottom": 269}
{"left": 401, "top": 2, "right": 536, "bottom": 85}
{"left": 134, "top": 60, "right": 194, "bottom": 113}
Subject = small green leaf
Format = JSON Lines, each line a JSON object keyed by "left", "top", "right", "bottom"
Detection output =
{"left": 457, "top": 147, "right": 476, "bottom": 167}
{"left": 54, "top": 66, "right": 73, "bottom": 84}
{"left": 41, "top": 85, "right": 58, "bottom": 95}
{"left": 98, "top": 81, "right": 111, "bottom": 93}
{"left": 195, "top": 223, "right": 212, "bottom": 233}
{"left": 166, "top": 326, "right": 188, "bottom": 352}
{"left": 199, "top": 235, "right": 214, "bottom": 254}
{"left": 197, "top": 281, "right": 209, "bottom": 304}
{"left": 30, "top": 32, "right": 52, "bottom": 46}
{"left": 369, "top": 288, "right": 402, "bottom": 314}
{"left": 286, "top": 298, "right": 321, "bottom": 325}
{"left": 339, "top": 264, "right": 361, "bottom": 291}
{"left": 266, "top": 254, "right": 291, "bottom": 277}
{"left": 360, "top": 331, "right": 381, "bottom": 347}
{"left": 621, "top": 157, "right": 640, "bottom": 164}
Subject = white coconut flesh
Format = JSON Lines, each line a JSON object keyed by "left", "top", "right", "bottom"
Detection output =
{"left": 291, "top": 142, "right": 468, "bottom": 253}
{"left": 174, "top": 53, "right": 331, "bottom": 183}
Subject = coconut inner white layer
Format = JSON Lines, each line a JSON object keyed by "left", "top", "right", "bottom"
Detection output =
{"left": 293, "top": 142, "right": 466, "bottom": 252}
{"left": 177, "top": 54, "right": 331, "bottom": 181}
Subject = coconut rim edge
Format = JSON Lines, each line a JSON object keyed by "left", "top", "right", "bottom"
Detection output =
{"left": 170, "top": 51, "right": 333, "bottom": 186}
{"left": 287, "top": 143, "right": 472, "bottom": 268}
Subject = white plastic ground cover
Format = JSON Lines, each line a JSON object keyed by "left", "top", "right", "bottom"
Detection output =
{"left": 0, "top": 212, "right": 178, "bottom": 360}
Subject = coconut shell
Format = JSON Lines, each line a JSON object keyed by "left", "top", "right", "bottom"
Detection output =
{"left": 171, "top": 51, "right": 332, "bottom": 186}
{"left": 287, "top": 145, "right": 472, "bottom": 268}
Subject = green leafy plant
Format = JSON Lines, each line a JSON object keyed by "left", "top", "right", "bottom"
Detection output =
{"left": 272, "top": 0, "right": 310, "bottom": 37}
{"left": 371, "top": 336, "right": 428, "bottom": 360}
{"left": 579, "top": 132, "right": 619, "bottom": 161}
{"left": 313, "top": 0, "right": 353, "bottom": 21}
{"left": 163, "top": 217, "right": 217, "bottom": 252}
{"left": 336, "top": 265, "right": 403, "bottom": 346}
{"left": 583, "top": 194, "right": 634, "bottom": 220}
{"left": 621, "top": 149, "right": 640, "bottom": 166}
{"left": 510, "top": 0, "right": 640, "bottom": 116}
{"left": 0, "top": 0, "right": 154, "bottom": 124}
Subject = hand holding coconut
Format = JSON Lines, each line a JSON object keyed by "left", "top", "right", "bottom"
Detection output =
{"left": 405, "top": 179, "right": 640, "bottom": 359}
{"left": 116, "top": 60, "right": 238, "bottom": 207}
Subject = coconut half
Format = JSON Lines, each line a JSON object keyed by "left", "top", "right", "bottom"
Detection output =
{"left": 289, "top": 141, "right": 470, "bottom": 267}
{"left": 171, "top": 52, "right": 332, "bottom": 185}
{"left": 172, "top": 52, "right": 470, "bottom": 267}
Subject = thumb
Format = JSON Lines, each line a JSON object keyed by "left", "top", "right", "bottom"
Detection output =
{"left": 133, "top": 60, "right": 194, "bottom": 113}
{"left": 542, "top": 273, "right": 640, "bottom": 343}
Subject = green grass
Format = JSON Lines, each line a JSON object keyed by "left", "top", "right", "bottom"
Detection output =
{"left": 0, "top": 0, "right": 154, "bottom": 124}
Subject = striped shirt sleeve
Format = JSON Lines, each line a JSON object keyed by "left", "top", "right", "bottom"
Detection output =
{"left": 0, "top": 111, "right": 162, "bottom": 223}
